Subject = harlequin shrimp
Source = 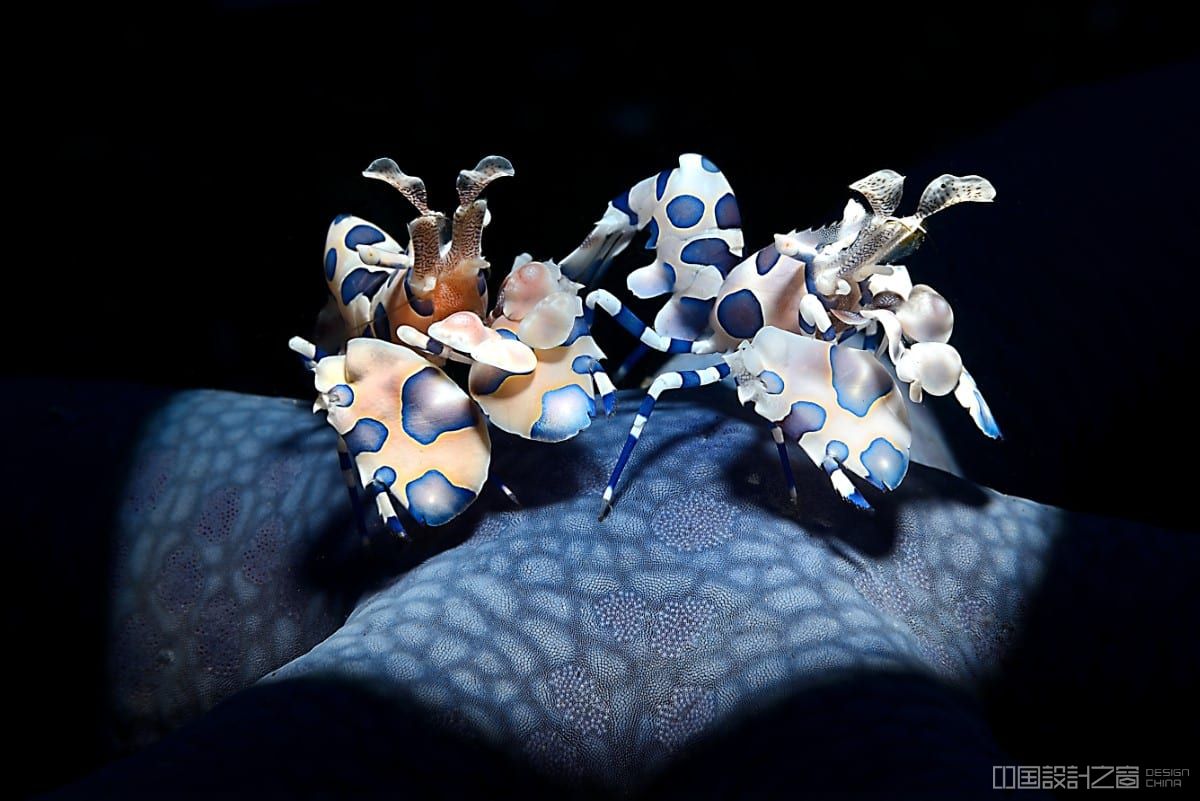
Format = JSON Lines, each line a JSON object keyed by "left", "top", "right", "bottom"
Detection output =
{"left": 559, "top": 154, "right": 999, "bottom": 519}
{"left": 291, "top": 158, "right": 613, "bottom": 539}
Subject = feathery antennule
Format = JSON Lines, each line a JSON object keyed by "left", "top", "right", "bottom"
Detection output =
{"left": 916, "top": 174, "right": 996, "bottom": 218}
{"left": 406, "top": 215, "right": 446, "bottom": 295}
{"left": 363, "top": 157, "right": 432, "bottom": 215}
{"left": 456, "top": 155, "right": 514, "bottom": 207}
{"left": 449, "top": 200, "right": 488, "bottom": 266}
{"left": 849, "top": 169, "right": 905, "bottom": 216}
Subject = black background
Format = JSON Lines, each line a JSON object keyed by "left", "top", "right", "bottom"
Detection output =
{"left": 16, "top": 1, "right": 1199, "bottom": 530}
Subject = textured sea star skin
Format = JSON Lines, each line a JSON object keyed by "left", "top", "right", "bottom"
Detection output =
{"left": 17, "top": 382, "right": 1195, "bottom": 799}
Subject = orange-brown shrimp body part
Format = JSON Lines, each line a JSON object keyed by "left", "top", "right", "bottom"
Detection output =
{"left": 324, "top": 156, "right": 513, "bottom": 346}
